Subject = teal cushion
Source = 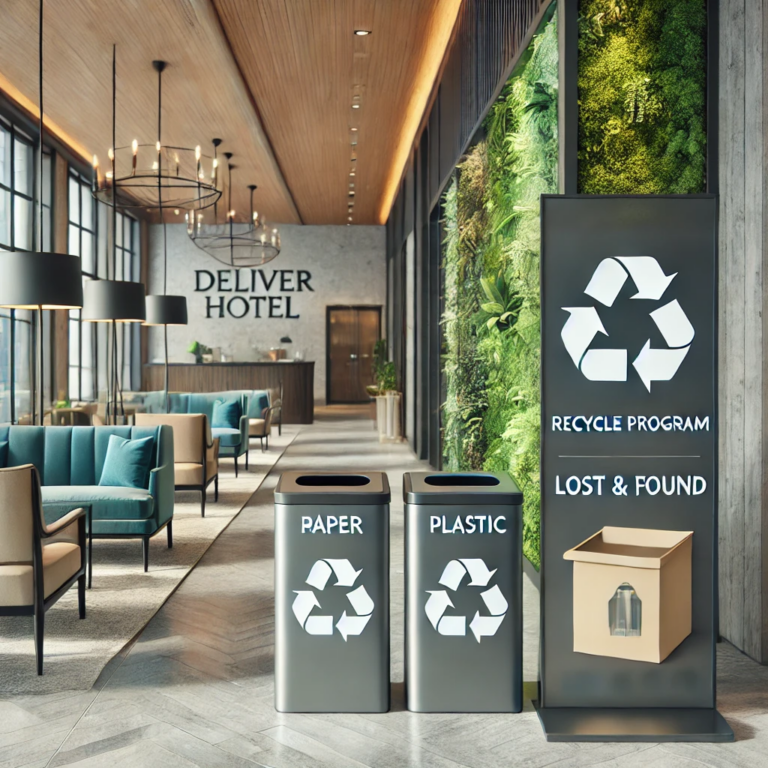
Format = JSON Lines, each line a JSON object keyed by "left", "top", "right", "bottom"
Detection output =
{"left": 0, "top": 440, "right": 7, "bottom": 467}
{"left": 212, "top": 399, "right": 241, "bottom": 430}
{"left": 211, "top": 427, "right": 241, "bottom": 447}
{"left": 42, "top": 485, "right": 155, "bottom": 522}
{"left": 99, "top": 435, "right": 155, "bottom": 489}
{"left": 247, "top": 392, "right": 270, "bottom": 418}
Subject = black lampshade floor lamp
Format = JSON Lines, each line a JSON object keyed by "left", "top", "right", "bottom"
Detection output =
{"left": 81, "top": 44, "right": 145, "bottom": 424}
{"left": 0, "top": 0, "right": 83, "bottom": 425}
{"left": 144, "top": 61, "right": 188, "bottom": 413}
{"left": 143, "top": 60, "right": 188, "bottom": 414}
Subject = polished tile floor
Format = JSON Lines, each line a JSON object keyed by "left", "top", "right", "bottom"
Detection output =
{"left": 2, "top": 406, "right": 768, "bottom": 767}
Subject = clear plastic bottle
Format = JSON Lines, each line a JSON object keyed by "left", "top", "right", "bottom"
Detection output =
{"left": 609, "top": 583, "right": 642, "bottom": 637}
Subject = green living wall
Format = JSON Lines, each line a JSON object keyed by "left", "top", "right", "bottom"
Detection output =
{"left": 439, "top": 0, "right": 707, "bottom": 569}
{"left": 579, "top": 0, "right": 707, "bottom": 193}
{"left": 441, "top": 10, "right": 558, "bottom": 568}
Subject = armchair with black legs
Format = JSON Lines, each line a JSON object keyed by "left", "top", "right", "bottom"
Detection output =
{"left": 249, "top": 405, "right": 277, "bottom": 452}
{"left": 0, "top": 465, "right": 87, "bottom": 675}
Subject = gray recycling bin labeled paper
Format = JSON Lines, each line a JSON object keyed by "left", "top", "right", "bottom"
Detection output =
{"left": 274, "top": 472, "right": 390, "bottom": 713}
{"left": 293, "top": 557, "right": 374, "bottom": 639}
{"left": 404, "top": 472, "right": 523, "bottom": 713}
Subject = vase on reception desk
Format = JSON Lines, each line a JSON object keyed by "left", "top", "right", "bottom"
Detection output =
{"left": 375, "top": 392, "right": 402, "bottom": 443}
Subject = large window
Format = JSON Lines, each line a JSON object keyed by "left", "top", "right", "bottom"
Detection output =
{"left": 0, "top": 118, "right": 34, "bottom": 251}
{"left": 0, "top": 116, "right": 52, "bottom": 423}
{"left": 115, "top": 212, "right": 141, "bottom": 390}
{"left": 67, "top": 173, "right": 141, "bottom": 401}
{"left": 68, "top": 170, "right": 97, "bottom": 401}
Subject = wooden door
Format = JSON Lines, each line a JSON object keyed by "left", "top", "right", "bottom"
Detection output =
{"left": 326, "top": 306, "right": 381, "bottom": 404}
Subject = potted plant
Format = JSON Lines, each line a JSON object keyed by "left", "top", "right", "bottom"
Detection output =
{"left": 370, "top": 339, "right": 402, "bottom": 442}
{"left": 187, "top": 341, "right": 213, "bottom": 364}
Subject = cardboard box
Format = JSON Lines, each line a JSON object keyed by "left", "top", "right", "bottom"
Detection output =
{"left": 563, "top": 526, "right": 693, "bottom": 664}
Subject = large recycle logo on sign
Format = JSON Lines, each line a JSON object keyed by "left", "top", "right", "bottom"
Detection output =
{"left": 561, "top": 256, "right": 695, "bottom": 392}
{"left": 292, "top": 558, "right": 374, "bottom": 641}
{"left": 425, "top": 558, "right": 508, "bottom": 643}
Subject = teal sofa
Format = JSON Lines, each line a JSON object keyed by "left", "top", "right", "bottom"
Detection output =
{"left": 0, "top": 425, "right": 175, "bottom": 572}
{"left": 137, "top": 391, "right": 251, "bottom": 475}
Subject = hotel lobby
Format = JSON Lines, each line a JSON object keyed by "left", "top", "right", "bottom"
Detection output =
{"left": 1, "top": 0, "right": 768, "bottom": 766}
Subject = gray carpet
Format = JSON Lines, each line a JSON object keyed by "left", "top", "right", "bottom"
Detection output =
{"left": 0, "top": 427, "right": 299, "bottom": 695}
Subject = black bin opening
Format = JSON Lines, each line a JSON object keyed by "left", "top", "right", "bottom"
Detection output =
{"left": 424, "top": 474, "right": 500, "bottom": 487}
{"left": 295, "top": 475, "right": 371, "bottom": 487}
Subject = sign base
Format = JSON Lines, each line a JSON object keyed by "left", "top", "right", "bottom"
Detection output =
{"left": 534, "top": 704, "right": 734, "bottom": 743}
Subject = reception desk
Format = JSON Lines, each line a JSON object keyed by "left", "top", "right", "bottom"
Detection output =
{"left": 142, "top": 362, "right": 315, "bottom": 424}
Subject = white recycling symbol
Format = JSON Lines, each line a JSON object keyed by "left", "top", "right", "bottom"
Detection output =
{"left": 292, "top": 558, "right": 374, "bottom": 641}
{"left": 425, "top": 558, "right": 508, "bottom": 643}
{"left": 561, "top": 256, "right": 695, "bottom": 392}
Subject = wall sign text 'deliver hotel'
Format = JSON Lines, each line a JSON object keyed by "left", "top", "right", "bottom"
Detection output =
{"left": 537, "top": 195, "right": 732, "bottom": 742}
{"left": 194, "top": 268, "right": 314, "bottom": 319}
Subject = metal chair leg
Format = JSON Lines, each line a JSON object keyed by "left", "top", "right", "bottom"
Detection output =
{"left": 88, "top": 507, "right": 93, "bottom": 589}
{"left": 143, "top": 537, "right": 149, "bottom": 572}
{"left": 34, "top": 607, "right": 44, "bottom": 676}
{"left": 234, "top": 455, "right": 239, "bottom": 477}
{"left": 78, "top": 574, "right": 86, "bottom": 619}
{"left": 167, "top": 520, "right": 173, "bottom": 548}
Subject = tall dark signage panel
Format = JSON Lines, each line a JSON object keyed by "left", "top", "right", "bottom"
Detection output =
{"left": 538, "top": 196, "right": 732, "bottom": 741}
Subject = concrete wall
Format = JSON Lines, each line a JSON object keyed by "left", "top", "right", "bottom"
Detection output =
{"left": 147, "top": 224, "right": 386, "bottom": 403}
{"left": 718, "top": 0, "right": 768, "bottom": 663}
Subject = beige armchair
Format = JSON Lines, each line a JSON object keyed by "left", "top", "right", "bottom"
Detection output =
{"left": 249, "top": 406, "right": 276, "bottom": 452}
{"left": 135, "top": 413, "right": 219, "bottom": 517}
{"left": 0, "top": 465, "right": 87, "bottom": 675}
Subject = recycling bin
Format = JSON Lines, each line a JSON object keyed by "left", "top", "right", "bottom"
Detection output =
{"left": 404, "top": 472, "right": 523, "bottom": 712}
{"left": 274, "top": 471, "right": 391, "bottom": 712}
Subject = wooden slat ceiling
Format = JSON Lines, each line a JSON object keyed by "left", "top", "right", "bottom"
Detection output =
{"left": 212, "top": 0, "right": 462, "bottom": 224}
{"left": 0, "top": 0, "right": 299, "bottom": 224}
{"left": 0, "top": 0, "right": 461, "bottom": 226}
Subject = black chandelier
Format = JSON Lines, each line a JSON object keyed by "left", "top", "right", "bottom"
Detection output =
{"left": 92, "top": 60, "right": 220, "bottom": 213}
{"left": 187, "top": 144, "right": 281, "bottom": 267}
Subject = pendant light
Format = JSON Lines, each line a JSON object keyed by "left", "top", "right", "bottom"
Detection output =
{"left": 187, "top": 144, "right": 281, "bottom": 267}
{"left": 0, "top": 0, "right": 83, "bottom": 426}
{"left": 92, "top": 61, "right": 220, "bottom": 214}
{"left": 82, "top": 45, "right": 146, "bottom": 424}
{"left": 142, "top": 61, "right": 188, "bottom": 413}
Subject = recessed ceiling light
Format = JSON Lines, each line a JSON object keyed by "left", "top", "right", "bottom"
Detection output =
{"left": 351, "top": 127, "right": 358, "bottom": 131}
{"left": 350, "top": 171, "right": 355, "bottom": 176}
{"left": 349, "top": 191, "right": 355, "bottom": 197}
{"left": 348, "top": 216, "right": 353, "bottom": 221}
{"left": 352, "top": 104, "right": 360, "bottom": 109}
{"left": 354, "top": 30, "right": 371, "bottom": 36}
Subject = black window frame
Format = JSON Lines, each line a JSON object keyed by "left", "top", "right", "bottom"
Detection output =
{"left": 67, "top": 173, "right": 141, "bottom": 402}
{"left": 67, "top": 168, "right": 98, "bottom": 402}
{"left": 0, "top": 114, "right": 53, "bottom": 424}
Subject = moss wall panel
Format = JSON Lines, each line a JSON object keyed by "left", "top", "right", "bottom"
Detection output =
{"left": 578, "top": 0, "right": 707, "bottom": 194}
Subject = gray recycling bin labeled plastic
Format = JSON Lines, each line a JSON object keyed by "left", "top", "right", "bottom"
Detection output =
{"left": 404, "top": 472, "right": 523, "bottom": 713}
{"left": 274, "top": 471, "right": 390, "bottom": 713}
